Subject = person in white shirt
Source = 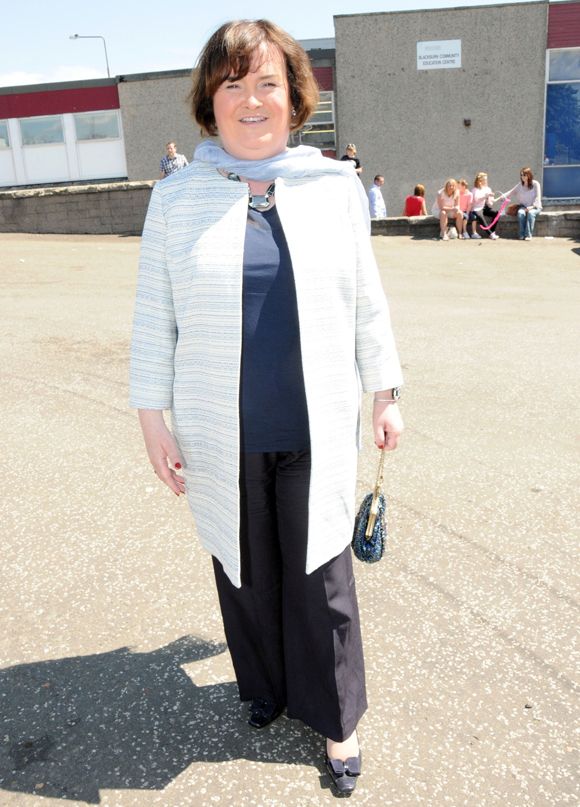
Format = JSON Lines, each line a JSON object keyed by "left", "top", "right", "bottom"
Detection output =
{"left": 497, "top": 167, "right": 542, "bottom": 240}
{"left": 469, "top": 172, "right": 499, "bottom": 239}
{"left": 368, "top": 175, "right": 387, "bottom": 218}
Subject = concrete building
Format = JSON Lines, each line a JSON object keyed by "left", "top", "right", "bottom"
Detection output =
{"left": 335, "top": 2, "right": 548, "bottom": 212}
{"left": 1, "top": 1, "right": 580, "bottom": 227}
{"left": 0, "top": 41, "right": 336, "bottom": 190}
{"left": 118, "top": 69, "right": 204, "bottom": 183}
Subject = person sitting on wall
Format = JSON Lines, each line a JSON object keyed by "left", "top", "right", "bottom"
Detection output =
{"left": 369, "top": 175, "right": 387, "bottom": 218}
{"left": 469, "top": 172, "right": 499, "bottom": 239}
{"left": 457, "top": 179, "right": 473, "bottom": 240}
{"left": 340, "top": 143, "right": 362, "bottom": 174}
{"left": 432, "top": 178, "right": 462, "bottom": 241}
{"left": 497, "top": 167, "right": 542, "bottom": 241}
{"left": 402, "top": 184, "right": 428, "bottom": 217}
{"left": 159, "top": 142, "right": 189, "bottom": 179}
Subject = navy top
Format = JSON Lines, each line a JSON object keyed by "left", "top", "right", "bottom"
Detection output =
{"left": 239, "top": 205, "right": 310, "bottom": 452}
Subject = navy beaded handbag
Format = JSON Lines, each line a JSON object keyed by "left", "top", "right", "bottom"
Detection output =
{"left": 351, "top": 445, "right": 387, "bottom": 563}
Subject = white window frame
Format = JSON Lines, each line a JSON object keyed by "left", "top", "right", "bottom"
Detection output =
{"left": 19, "top": 114, "right": 65, "bottom": 147}
{"left": 0, "top": 120, "right": 10, "bottom": 149}
{"left": 74, "top": 109, "right": 122, "bottom": 143}
{"left": 543, "top": 47, "right": 580, "bottom": 199}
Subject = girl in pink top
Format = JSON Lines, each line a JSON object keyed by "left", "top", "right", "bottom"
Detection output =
{"left": 457, "top": 179, "right": 473, "bottom": 240}
{"left": 434, "top": 179, "right": 462, "bottom": 241}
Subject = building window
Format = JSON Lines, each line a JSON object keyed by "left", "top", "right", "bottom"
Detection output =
{"left": 74, "top": 110, "right": 120, "bottom": 141}
{"left": 289, "top": 91, "right": 336, "bottom": 151}
{"left": 549, "top": 49, "right": 580, "bottom": 82}
{"left": 20, "top": 116, "right": 64, "bottom": 146}
{"left": 545, "top": 83, "right": 580, "bottom": 165}
{"left": 0, "top": 121, "right": 9, "bottom": 148}
{"left": 544, "top": 49, "right": 580, "bottom": 198}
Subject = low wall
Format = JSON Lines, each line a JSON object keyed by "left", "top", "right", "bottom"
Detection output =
{"left": 371, "top": 211, "right": 580, "bottom": 239}
{"left": 0, "top": 181, "right": 155, "bottom": 235}
{"left": 2, "top": 182, "right": 579, "bottom": 240}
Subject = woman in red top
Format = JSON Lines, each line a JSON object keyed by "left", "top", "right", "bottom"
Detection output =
{"left": 403, "top": 184, "right": 428, "bottom": 217}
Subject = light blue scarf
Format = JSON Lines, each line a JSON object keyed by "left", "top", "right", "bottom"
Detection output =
{"left": 194, "top": 141, "right": 370, "bottom": 233}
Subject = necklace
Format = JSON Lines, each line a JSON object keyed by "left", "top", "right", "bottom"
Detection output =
{"left": 226, "top": 172, "right": 275, "bottom": 210}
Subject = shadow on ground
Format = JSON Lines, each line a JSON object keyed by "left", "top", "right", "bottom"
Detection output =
{"left": 0, "top": 636, "right": 322, "bottom": 803}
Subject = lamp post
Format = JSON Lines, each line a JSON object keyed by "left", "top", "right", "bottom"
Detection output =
{"left": 69, "top": 34, "right": 111, "bottom": 78}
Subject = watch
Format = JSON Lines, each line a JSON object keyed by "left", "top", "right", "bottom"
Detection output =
{"left": 374, "top": 387, "right": 401, "bottom": 403}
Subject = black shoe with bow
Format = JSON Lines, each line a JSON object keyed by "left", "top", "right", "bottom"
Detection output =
{"left": 247, "top": 698, "right": 283, "bottom": 729}
{"left": 325, "top": 750, "right": 362, "bottom": 793}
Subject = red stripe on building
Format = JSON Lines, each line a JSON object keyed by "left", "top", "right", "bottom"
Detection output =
{"left": 548, "top": 2, "right": 580, "bottom": 49}
{"left": 312, "top": 66, "right": 333, "bottom": 91}
{"left": 0, "top": 85, "right": 120, "bottom": 120}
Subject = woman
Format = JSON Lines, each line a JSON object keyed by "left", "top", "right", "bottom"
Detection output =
{"left": 402, "top": 184, "right": 428, "bottom": 217}
{"left": 340, "top": 143, "right": 362, "bottom": 174}
{"left": 434, "top": 178, "right": 462, "bottom": 240}
{"left": 498, "top": 167, "right": 542, "bottom": 240}
{"left": 130, "top": 19, "right": 403, "bottom": 794}
{"left": 469, "top": 172, "right": 499, "bottom": 239}
{"left": 457, "top": 179, "right": 473, "bottom": 239}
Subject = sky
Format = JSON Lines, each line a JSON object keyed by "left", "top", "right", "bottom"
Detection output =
{"left": 1, "top": 0, "right": 542, "bottom": 88}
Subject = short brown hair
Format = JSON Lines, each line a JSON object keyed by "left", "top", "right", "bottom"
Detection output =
{"left": 414, "top": 184, "right": 425, "bottom": 197}
{"left": 457, "top": 178, "right": 468, "bottom": 188}
{"left": 374, "top": 175, "right": 384, "bottom": 182}
{"left": 520, "top": 167, "right": 534, "bottom": 189}
{"left": 189, "top": 20, "right": 319, "bottom": 137}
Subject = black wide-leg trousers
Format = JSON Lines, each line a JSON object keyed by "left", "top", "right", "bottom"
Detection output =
{"left": 212, "top": 449, "right": 367, "bottom": 742}
{"left": 470, "top": 204, "right": 498, "bottom": 233}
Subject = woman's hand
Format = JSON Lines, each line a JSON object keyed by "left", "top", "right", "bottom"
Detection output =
{"left": 138, "top": 409, "right": 185, "bottom": 496}
{"left": 373, "top": 400, "right": 404, "bottom": 451}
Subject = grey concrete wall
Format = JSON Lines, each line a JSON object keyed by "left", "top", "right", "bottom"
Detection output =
{"left": 371, "top": 210, "right": 580, "bottom": 238}
{"left": 0, "top": 181, "right": 154, "bottom": 235}
{"left": 118, "top": 71, "right": 211, "bottom": 182}
{"left": 335, "top": 2, "right": 549, "bottom": 215}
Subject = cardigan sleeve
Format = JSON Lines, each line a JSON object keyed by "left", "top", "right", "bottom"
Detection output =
{"left": 129, "top": 182, "right": 177, "bottom": 409}
{"left": 499, "top": 184, "right": 519, "bottom": 202}
{"left": 348, "top": 179, "right": 404, "bottom": 392}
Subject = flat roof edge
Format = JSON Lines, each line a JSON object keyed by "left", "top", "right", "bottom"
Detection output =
{"left": 334, "top": 0, "right": 548, "bottom": 21}
{"left": 118, "top": 68, "right": 192, "bottom": 82}
{"left": 0, "top": 77, "right": 118, "bottom": 97}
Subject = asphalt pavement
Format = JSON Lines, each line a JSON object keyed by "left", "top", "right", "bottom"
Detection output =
{"left": 1, "top": 232, "right": 579, "bottom": 807}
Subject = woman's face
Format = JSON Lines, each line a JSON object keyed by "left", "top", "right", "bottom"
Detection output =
{"left": 213, "top": 44, "right": 292, "bottom": 161}
{"left": 446, "top": 182, "right": 455, "bottom": 195}
{"left": 346, "top": 148, "right": 355, "bottom": 158}
{"left": 480, "top": 175, "right": 488, "bottom": 187}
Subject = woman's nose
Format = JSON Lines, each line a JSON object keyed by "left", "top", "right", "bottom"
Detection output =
{"left": 242, "top": 92, "right": 261, "bottom": 108}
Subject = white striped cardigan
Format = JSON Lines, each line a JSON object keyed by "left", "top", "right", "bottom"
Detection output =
{"left": 130, "top": 161, "right": 403, "bottom": 587}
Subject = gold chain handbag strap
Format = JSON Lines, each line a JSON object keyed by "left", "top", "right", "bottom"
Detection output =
{"left": 365, "top": 445, "right": 387, "bottom": 539}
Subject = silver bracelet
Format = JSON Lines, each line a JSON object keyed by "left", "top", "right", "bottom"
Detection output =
{"left": 374, "top": 398, "right": 397, "bottom": 403}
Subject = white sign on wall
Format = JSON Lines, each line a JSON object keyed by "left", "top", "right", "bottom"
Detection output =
{"left": 417, "top": 40, "right": 462, "bottom": 70}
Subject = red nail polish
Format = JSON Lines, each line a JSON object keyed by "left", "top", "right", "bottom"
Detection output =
{"left": 175, "top": 462, "right": 181, "bottom": 469}
{"left": 378, "top": 445, "right": 384, "bottom": 449}
{"left": 175, "top": 492, "right": 179, "bottom": 496}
